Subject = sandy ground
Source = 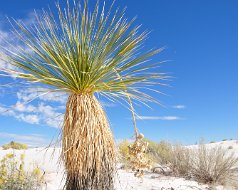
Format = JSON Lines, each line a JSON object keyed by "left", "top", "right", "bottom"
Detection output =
{"left": 0, "top": 140, "right": 238, "bottom": 190}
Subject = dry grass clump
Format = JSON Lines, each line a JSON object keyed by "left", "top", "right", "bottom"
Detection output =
{"left": 167, "top": 144, "right": 238, "bottom": 187}
{"left": 190, "top": 145, "right": 238, "bottom": 186}
{"left": 2, "top": 141, "right": 28, "bottom": 150}
{"left": 0, "top": 153, "right": 44, "bottom": 190}
{"left": 62, "top": 94, "right": 116, "bottom": 190}
{"left": 167, "top": 144, "right": 191, "bottom": 177}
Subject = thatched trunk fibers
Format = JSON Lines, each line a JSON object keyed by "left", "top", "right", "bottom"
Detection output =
{"left": 62, "top": 94, "right": 116, "bottom": 190}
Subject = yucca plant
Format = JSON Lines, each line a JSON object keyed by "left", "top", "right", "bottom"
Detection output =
{"left": 0, "top": 0, "right": 166, "bottom": 189}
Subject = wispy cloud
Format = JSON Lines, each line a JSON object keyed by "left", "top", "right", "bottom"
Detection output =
{"left": 0, "top": 132, "right": 50, "bottom": 147}
{"left": 16, "top": 114, "right": 40, "bottom": 124}
{"left": 172, "top": 105, "right": 186, "bottom": 109}
{"left": 100, "top": 101, "right": 116, "bottom": 108}
{"left": 0, "top": 105, "right": 15, "bottom": 117}
{"left": 136, "top": 116, "right": 184, "bottom": 121}
{"left": 0, "top": 102, "right": 64, "bottom": 128}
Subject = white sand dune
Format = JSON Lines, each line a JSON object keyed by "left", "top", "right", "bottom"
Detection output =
{"left": 0, "top": 140, "right": 237, "bottom": 190}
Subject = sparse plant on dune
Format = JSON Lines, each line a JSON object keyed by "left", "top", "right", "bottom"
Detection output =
{"left": 0, "top": 0, "right": 166, "bottom": 189}
{"left": 190, "top": 145, "right": 238, "bottom": 187}
{"left": 168, "top": 144, "right": 191, "bottom": 177}
{"left": 2, "top": 141, "right": 28, "bottom": 150}
{"left": 167, "top": 143, "right": 238, "bottom": 187}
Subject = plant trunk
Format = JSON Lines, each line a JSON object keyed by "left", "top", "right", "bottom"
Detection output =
{"left": 62, "top": 94, "right": 116, "bottom": 190}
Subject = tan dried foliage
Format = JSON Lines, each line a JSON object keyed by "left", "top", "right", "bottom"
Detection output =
{"left": 128, "top": 134, "right": 151, "bottom": 177}
{"left": 62, "top": 94, "right": 116, "bottom": 190}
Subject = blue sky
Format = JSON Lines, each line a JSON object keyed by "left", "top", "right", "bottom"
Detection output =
{"left": 0, "top": 0, "right": 238, "bottom": 146}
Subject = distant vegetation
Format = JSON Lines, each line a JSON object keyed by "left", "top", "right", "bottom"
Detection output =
{"left": 1, "top": 141, "right": 28, "bottom": 150}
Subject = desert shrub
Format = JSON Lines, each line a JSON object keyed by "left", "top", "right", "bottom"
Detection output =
{"left": 0, "top": 153, "right": 44, "bottom": 190}
{"left": 228, "top": 146, "right": 233, "bottom": 149}
{"left": 2, "top": 141, "right": 28, "bottom": 150}
{"left": 118, "top": 140, "right": 131, "bottom": 160}
{"left": 118, "top": 140, "right": 131, "bottom": 168}
{"left": 146, "top": 140, "right": 172, "bottom": 165}
{"left": 144, "top": 139, "right": 160, "bottom": 163}
{"left": 167, "top": 143, "right": 238, "bottom": 187}
{"left": 190, "top": 145, "right": 238, "bottom": 186}
{"left": 210, "top": 141, "right": 215, "bottom": 143}
{"left": 163, "top": 144, "right": 238, "bottom": 185}
{"left": 167, "top": 144, "right": 191, "bottom": 177}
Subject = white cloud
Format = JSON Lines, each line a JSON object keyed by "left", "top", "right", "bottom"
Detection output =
{"left": 45, "top": 114, "right": 64, "bottom": 128}
{"left": 16, "top": 114, "right": 40, "bottom": 124}
{"left": 173, "top": 105, "right": 186, "bottom": 109}
{"left": 100, "top": 101, "right": 116, "bottom": 108}
{"left": 0, "top": 132, "right": 50, "bottom": 147}
{"left": 0, "top": 102, "right": 64, "bottom": 128}
{"left": 37, "top": 103, "right": 64, "bottom": 128}
{"left": 15, "top": 101, "right": 37, "bottom": 112}
{"left": 0, "top": 105, "right": 15, "bottom": 117}
{"left": 136, "top": 116, "right": 183, "bottom": 121}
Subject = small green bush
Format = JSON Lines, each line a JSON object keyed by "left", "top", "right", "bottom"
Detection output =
{"left": 118, "top": 140, "right": 131, "bottom": 168}
{"left": 2, "top": 141, "right": 28, "bottom": 150}
{"left": 0, "top": 153, "right": 44, "bottom": 189}
{"left": 146, "top": 140, "right": 172, "bottom": 165}
{"left": 118, "top": 140, "right": 130, "bottom": 159}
